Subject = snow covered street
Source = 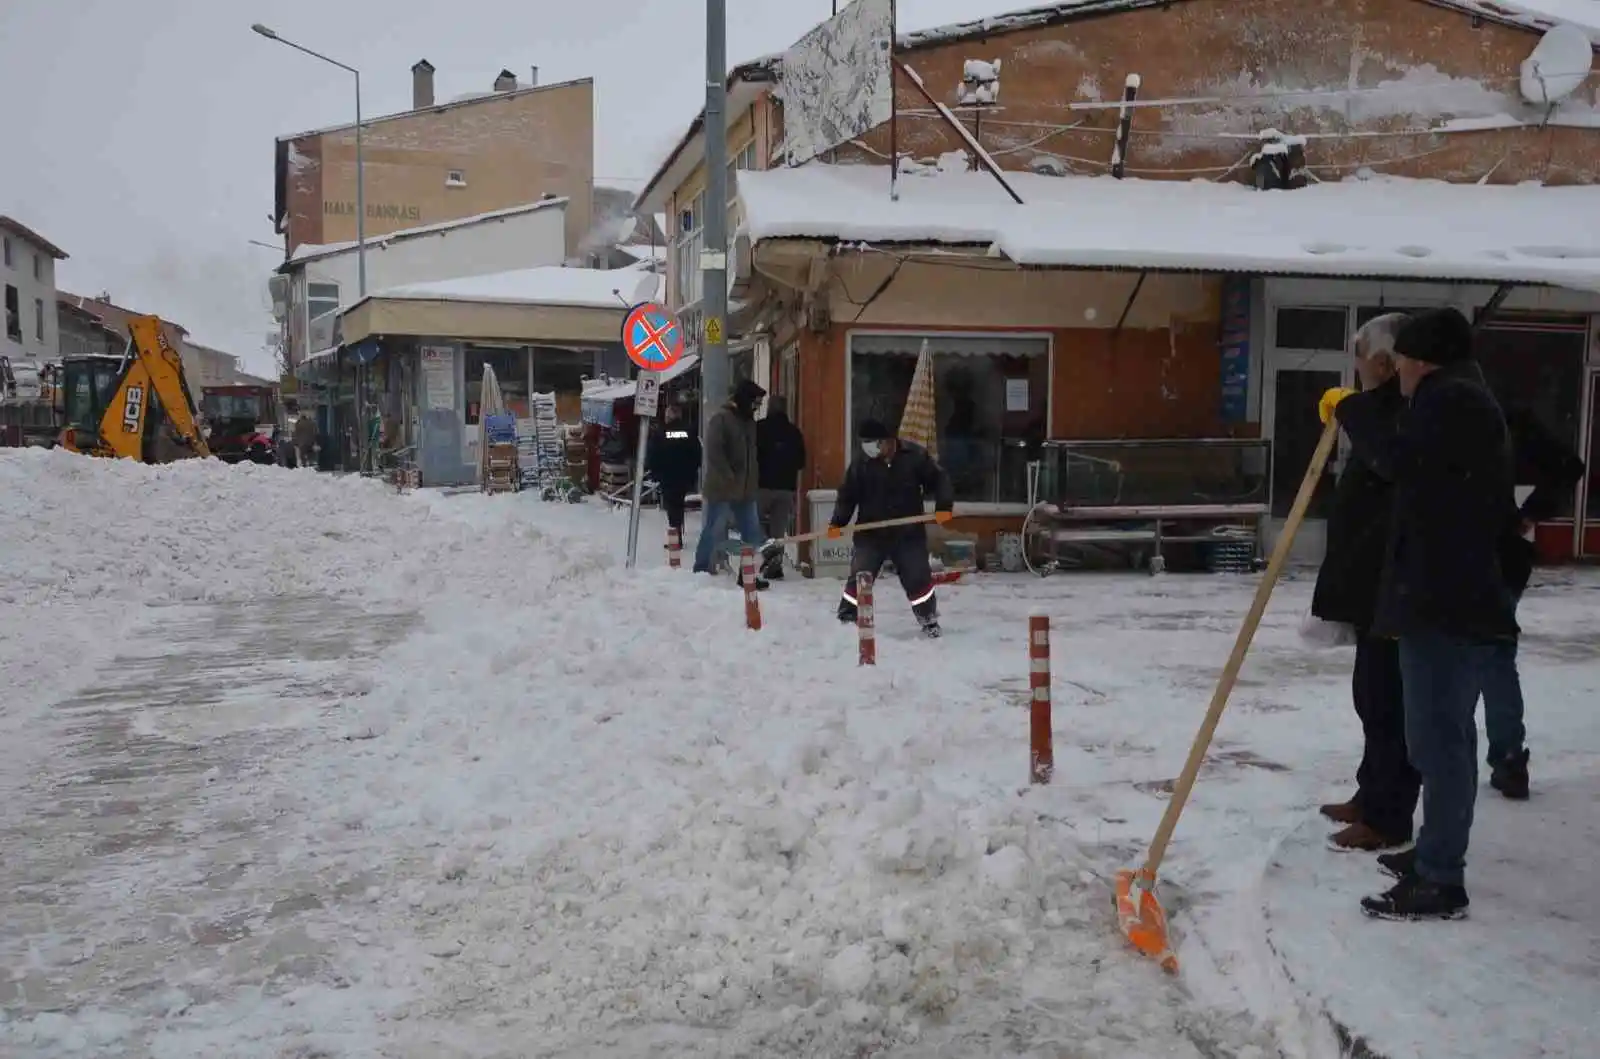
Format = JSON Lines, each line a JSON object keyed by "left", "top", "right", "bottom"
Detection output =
{"left": 2, "top": 450, "right": 1597, "bottom": 1058}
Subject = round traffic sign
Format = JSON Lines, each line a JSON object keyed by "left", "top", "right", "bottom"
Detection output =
{"left": 621, "top": 302, "right": 684, "bottom": 371}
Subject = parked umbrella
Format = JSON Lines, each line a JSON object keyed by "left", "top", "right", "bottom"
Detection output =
{"left": 897, "top": 339, "right": 938, "bottom": 460}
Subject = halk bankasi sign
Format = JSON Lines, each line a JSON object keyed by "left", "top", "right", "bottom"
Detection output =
{"left": 323, "top": 201, "right": 422, "bottom": 223}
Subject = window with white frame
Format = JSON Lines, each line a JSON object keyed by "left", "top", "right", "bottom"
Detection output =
{"left": 850, "top": 333, "right": 1050, "bottom": 504}
{"left": 306, "top": 280, "right": 342, "bottom": 354}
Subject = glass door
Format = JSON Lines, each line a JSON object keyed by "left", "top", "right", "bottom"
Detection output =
{"left": 1262, "top": 349, "right": 1352, "bottom": 563}
{"left": 1581, "top": 370, "right": 1600, "bottom": 558}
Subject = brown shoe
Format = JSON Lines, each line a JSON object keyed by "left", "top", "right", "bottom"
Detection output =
{"left": 1319, "top": 799, "right": 1362, "bottom": 825}
{"left": 1328, "top": 822, "right": 1409, "bottom": 852}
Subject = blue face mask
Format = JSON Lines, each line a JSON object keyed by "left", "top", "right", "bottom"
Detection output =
{"left": 861, "top": 441, "right": 883, "bottom": 458}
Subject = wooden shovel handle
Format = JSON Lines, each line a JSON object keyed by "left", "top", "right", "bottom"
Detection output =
{"left": 774, "top": 512, "right": 940, "bottom": 547}
{"left": 1141, "top": 417, "right": 1341, "bottom": 876}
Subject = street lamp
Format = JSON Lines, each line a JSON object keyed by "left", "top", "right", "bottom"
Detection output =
{"left": 252, "top": 23, "right": 366, "bottom": 298}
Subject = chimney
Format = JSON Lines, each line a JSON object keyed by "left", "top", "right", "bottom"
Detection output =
{"left": 529, "top": 66, "right": 539, "bottom": 87}
{"left": 493, "top": 69, "right": 518, "bottom": 93}
{"left": 412, "top": 59, "right": 435, "bottom": 109}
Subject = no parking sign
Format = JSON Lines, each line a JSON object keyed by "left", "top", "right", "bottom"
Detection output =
{"left": 621, "top": 302, "right": 684, "bottom": 372}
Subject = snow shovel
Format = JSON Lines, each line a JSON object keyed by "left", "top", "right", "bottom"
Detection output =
{"left": 1116, "top": 416, "right": 1340, "bottom": 974}
{"left": 771, "top": 512, "right": 940, "bottom": 547}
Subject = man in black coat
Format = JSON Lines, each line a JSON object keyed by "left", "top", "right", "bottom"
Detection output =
{"left": 755, "top": 398, "right": 807, "bottom": 580}
{"left": 1311, "top": 313, "right": 1419, "bottom": 852}
{"left": 646, "top": 402, "right": 701, "bottom": 539}
{"left": 829, "top": 418, "right": 955, "bottom": 637}
{"left": 1326, "top": 307, "right": 1521, "bottom": 922}
{"left": 1476, "top": 399, "right": 1587, "bottom": 800}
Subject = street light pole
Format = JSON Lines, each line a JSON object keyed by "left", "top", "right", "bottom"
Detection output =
{"left": 701, "top": 0, "right": 730, "bottom": 445}
{"left": 251, "top": 23, "right": 366, "bottom": 297}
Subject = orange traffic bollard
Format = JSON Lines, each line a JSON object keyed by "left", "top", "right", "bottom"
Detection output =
{"left": 741, "top": 546, "right": 762, "bottom": 631}
{"left": 667, "top": 527, "right": 682, "bottom": 568}
{"left": 1029, "top": 613, "right": 1053, "bottom": 785}
{"left": 857, "top": 572, "right": 876, "bottom": 666}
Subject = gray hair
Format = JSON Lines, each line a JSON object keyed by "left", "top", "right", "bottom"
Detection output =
{"left": 1353, "top": 313, "right": 1409, "bottom": 360}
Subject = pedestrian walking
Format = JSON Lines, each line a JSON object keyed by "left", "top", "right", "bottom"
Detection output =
{"left": 292, "top": 411, "right": 318, "bottom": 471}
{"left": 647, "top": 403, "right": 701, "bottom": 539}
{"left": 755, "top": 397, "right": 807, "bottom": 580}
{"left": 829, "top": 419, "right": 954, "bottom": 637}
{"left": 1311, "top": 313, "right": 1419, "bottom": 852}
{"left": 693, "top": 379, "right": 771, "bottom": 587}
{"left": 1325, "top": 307, "right": 1521, "bottom": 921}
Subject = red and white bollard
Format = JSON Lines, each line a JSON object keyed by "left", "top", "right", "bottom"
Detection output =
{"left": 1029, "top": 613, "right": 1054, "bottom": 785}
{"left": 667, "top": 527, "right": 682, "bottom": 568}
{"left": 741, "top": 546, "right": 763, "bottom": 631}
{"left": 856, "top": 572, "right": 876, "bottom": 666}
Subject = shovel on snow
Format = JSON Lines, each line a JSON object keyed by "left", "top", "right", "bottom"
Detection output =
{"left": 1116, "top": 417, "right": 1341, "bottom": 974}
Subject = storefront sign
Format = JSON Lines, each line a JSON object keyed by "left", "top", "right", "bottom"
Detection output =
{"left": 421, "top": 345, "right": 456, "bottom": 411}
{"left": 323, "top": 201, "right": 422, "bottom": 223}
{"left": 1219, "top": 276, "right": 1252, "bottom": 424}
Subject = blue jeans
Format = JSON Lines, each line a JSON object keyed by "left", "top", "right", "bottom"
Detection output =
{"left": 693, "top": 500, "right": 764, "bottom": 572}
{"left": 1399, "top": 630, "right": 1497, "bottom": 888}
{"left": 1481, "top": 638, "right": 1526, "bottom": 764}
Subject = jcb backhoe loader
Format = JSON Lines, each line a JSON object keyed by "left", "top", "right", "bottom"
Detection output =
{"left": 57, "top": 314, "right": 211, "bottom": 462}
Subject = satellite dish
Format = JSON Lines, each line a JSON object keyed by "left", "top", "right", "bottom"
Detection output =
{"left": 1519, "top": 23, "right": 1593, "bottom": 105}
{"left": 629, "top": 272, "right": 658, "bottom": 305}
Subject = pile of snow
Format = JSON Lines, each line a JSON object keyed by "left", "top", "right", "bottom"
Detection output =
{"left": 0, "top": 449, "right": 592, "bottom": 607}
{"left": 738, "top": 160, "right": 1600, "bottom": 291}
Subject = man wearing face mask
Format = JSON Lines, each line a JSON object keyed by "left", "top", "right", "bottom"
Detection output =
{"left": 829, "top": 418, "right": 955, "bottom": 637}
{"left": 694, "top": 378, "right": 773, "bottom": 586}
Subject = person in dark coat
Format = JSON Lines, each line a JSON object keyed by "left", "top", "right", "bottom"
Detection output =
{"left": 693, "top": 379, "right": 770, "bottom": 585}
{"left": 755, "top": 398, "right": 807, "bottom": 580}
{"left": 1311, "top": 313, "right": 1419, "bottom": 852}
{"left": 646, "top": 402, "right": 701, "bottom": 538}
{"left": 829, "top": 418, "right": 955, "bottom": 637}
{"left": 1325, "top": 307, "right": 1520, "bottom": 922}
{"left": 1475, "top": 397, "right": 1587, "bottom": 800}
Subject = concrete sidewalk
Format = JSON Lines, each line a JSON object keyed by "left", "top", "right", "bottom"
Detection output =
{"left": 0, "top": 597, "right": 413, "bottom": 1053}
{"left": 1262, "top": 772, "right": 1600, "bottom": 1059}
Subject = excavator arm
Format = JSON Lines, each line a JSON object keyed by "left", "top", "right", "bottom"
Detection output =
{"left": 93, "top": 315, "right": 210, "bottom": 460}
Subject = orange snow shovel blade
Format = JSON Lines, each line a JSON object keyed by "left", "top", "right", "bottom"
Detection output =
{"left": 1115, "top": 868, "right": 1177, "bottom": 973}
{"left": 1115, "top": 418, "right": 1341, "bottom": 975}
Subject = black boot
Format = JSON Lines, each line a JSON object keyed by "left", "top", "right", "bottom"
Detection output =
{"left": 1490, "top": 748, "right": 1530, "bottom": 800}
{"left": 837, "top": 598, "right": 858, "bottom": 624}
{"left": 1376, "top": 847, "right": 1416, "bottom": 881}
{"left": 913, "top": 596, "right": 940, "bottom": 638}
{"left": 1360, "top": 873, "right": 1468, "bottom": 921}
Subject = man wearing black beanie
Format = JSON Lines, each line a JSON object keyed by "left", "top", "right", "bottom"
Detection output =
{"left": 1320, "top": 307, "right": 1520, "bottom": 921}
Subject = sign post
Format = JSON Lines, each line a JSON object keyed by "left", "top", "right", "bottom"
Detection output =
{"left": 620, "top": 302, "right": 684, "bottom": 570}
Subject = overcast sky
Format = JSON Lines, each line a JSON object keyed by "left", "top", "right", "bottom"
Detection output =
{"left": 2, "top": 0, "right": 1593, "bottom": 373}
{"left": 0, "top": 0, "right": 1028, "bottom": 373}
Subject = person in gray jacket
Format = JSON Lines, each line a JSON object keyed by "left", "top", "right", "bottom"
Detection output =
{"left": 693, "top": 378, "right": 771, "bottom": 586}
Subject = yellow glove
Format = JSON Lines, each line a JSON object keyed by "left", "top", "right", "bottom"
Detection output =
{"left": 825, "top": 525, "right": 843, "bottom": 539}
{"left": 1318, "top": 387, "right": 1356, "bottom": 425}
{"left": 934, "top": 510, "right": 954, "bottom": 524}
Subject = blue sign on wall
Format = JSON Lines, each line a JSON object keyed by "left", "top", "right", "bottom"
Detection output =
{"left": 1219, "top": 275, "right": 1252, "bottom": 424}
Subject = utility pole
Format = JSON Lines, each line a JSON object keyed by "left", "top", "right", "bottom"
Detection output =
{"left": 700, "top": 0, "right": 731, "bottom": 449}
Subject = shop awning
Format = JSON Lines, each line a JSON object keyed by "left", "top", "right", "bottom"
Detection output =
{"left": 580, "top": 354, "right": 700, "bottom": 427}
{"left": 737, "top": 162, "right": 1600, "bottom": 293}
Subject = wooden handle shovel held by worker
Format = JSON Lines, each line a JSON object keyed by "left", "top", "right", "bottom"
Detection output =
{"left": 771, "top": 512, "right": 941, "bottom": 547}
{"left": 1116, "top": 417, "right": 1340, "bottom": 974}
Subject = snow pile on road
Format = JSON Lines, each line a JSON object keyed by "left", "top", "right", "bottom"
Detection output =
{"left": 0, "top": 448, "right": 585, "bottom": 608}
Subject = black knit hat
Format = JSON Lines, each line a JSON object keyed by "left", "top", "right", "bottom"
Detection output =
{"left": 1394, "top": 308, "right": 1474, "bottom": 367}
{"left": 859, "top": 418, "right": 892, "bottom": 441}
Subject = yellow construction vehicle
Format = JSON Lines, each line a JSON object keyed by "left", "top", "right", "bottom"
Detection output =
{"left": 57, "top": 314, "right": 211, "bottom": 462}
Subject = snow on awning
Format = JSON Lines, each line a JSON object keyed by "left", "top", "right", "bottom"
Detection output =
{"left": 737, "top": 162, "right": 1600, "bottom": 293}
{"left": 369, "top": 266, "right": 665, "bottom": 310}
{"left": 580, "top": 355, "right": 701, "bottom": 426}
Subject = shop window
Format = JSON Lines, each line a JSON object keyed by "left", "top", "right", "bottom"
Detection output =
{"left": 850, "top": 333, "right": 1049, "bottom": 504}
{"left": 1275, "top": 307, "right": 1348, "bottom": 351}
{"left": 1475, "top": 324, "right": 1587, "bottom": 518}
{"left": 464, "top": 344, "right": 532, "bottom": 423}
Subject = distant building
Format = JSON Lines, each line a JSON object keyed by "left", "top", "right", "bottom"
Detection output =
{"left": 1, "top": 216, "right": 69, "bottom": 363}
{"left": 57, "top": 292, "right": 188, "bottom": 357}
{"left": 273, "top": 62, "right": 595, "bottom": 260}
{"left": 56, "top": 299, "right": 122, "bottom": 357}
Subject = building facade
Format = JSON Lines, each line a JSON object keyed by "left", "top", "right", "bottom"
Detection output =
{"left": 272, "top": 198, "right": 570, "bottom": 370}
{"left": 274, "top": 64, "right": 595, "bottom": 261}
{"left": 640, "top": 0, "right": 1600, "bottom": 566}
{"left": 1, "top": 216, "right": 67, "bottom": 364}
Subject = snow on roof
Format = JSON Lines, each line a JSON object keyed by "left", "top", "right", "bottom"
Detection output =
{"left": 616, "top": 242, "right": 668, "bottom": 263}
{"left": 737, "top": 161, "right": 1600, "bottom": 292}
{"left": 370, "top": 266, "right": 666, "bottom": 309}
{"left": 287, "top": 199, "right": 569, "bottom": 266}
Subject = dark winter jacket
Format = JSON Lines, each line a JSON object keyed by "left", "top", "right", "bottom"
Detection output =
{"left": 1335, "top": 361, "right": 1521, "bottom": 642}
{"left": 647, "top": 421, "right": 701, "bottom": 492}
{"left": 756, "top": 411, "right": 807, "bottom": 492}
{"left": 830, "top": 441, "right": 954, "bottom": 542}
{"left": 702, "top": 401, "right": 759, "bottom": 503}
{"left": 1311, "top": 378, "right": 1404, "bottom": 629}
